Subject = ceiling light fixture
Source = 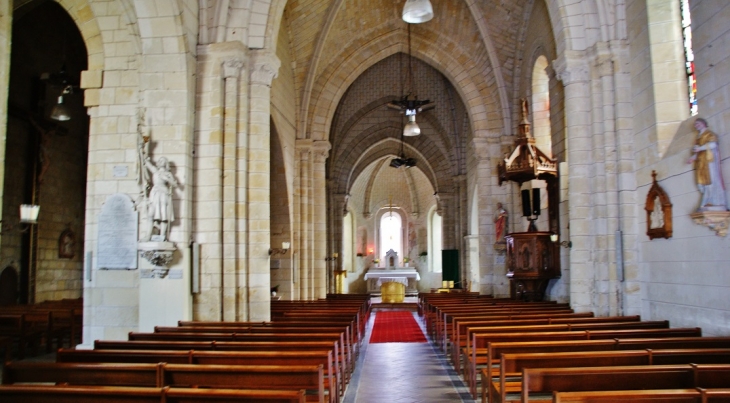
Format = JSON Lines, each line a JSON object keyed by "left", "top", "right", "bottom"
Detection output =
{"left": 387, "top": 23, "right": 434, "bottom": 137}
{"left": 50, "top": 85, "right": 73, "bottom": 121}
{"left": 402, "top": 0, "right": 434, "bottom": 24}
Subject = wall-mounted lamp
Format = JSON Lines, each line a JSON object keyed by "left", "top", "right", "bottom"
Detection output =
{"left": 324, "top": 252, "right": 338, "bottom": 262}
{"left": 2, "top": 204, "right": 41, "bottom": 234}
{"left": 269, "top": 241, "right": 290, "bottom": 256}
{"left": 50, "top": 85, "right": 73, "bottom": 121}
{"left": 550, "top": 233, "right": 572, "bottom": 248}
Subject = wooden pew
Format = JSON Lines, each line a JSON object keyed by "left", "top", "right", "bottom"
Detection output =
{"left": 3, "top": 362, "right": 326, "bottom": 403}
{"left": 0, "top": 313, "right": 44, "bottom": 359}
{"left": 0, "top": 385, "right": 307, "bottom": 403}
{"left": 553, "top": 389, "right": 703, "bottom": 402}
{"left": 93, "top": 339, "right": 345, "bottom": 396}
{"left": 450, "top": 314, "right": 637, "bottom": 372}
{"left": 698, "top": 388, "right": 730, "bottom": 402}
{"left": 430, "top": 303, "right": 571, "bottom": 342}
{"left": 481, "top": 337, "right": 730, "bottom": 403}
{"left": 0, "top": 299, "right": 83, "bottom": 354}
{"left": 57, "top": 349, "right": 339, "bottom": 403}
{"left": 126, "top": 331, "right": 351, "bottom": 385}
{"left": 462, "top": 321, "right": 672, "bottom": 390}
{"left": 448, "top": 312, "right": 596, "bottom": 365}
{"left": 487, "top": 348, "right": 730, "bottom": 403}
{"left": 156, "top": 324, "right": 356, "bottom": 362}
{"left": 521, "top": 364, "right": 730, "bottom": 403}
{"left": 465, "top": 327, "right": 703, "bottom": 399}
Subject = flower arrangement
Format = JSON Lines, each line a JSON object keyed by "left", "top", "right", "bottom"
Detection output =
{"left": 403, "top": 257, "right": 410, "bottom": 263}
{"left": 373, "top": 259, "right": 380, "bottom": 264}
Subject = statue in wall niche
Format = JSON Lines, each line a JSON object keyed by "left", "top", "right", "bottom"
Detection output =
{"left": 688, "top": 118, "right": 728, "bottom": 212}
{"left": 138, "top": 130, "right": 179, "bottom": 243}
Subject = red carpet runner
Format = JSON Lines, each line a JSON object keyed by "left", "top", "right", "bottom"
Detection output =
{"left": 369, "top": 311, "right": 427, "bottom": 343}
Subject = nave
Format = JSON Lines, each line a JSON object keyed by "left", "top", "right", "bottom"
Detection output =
{"left": 343, "top": 306, "right": 472, "bottom": 403}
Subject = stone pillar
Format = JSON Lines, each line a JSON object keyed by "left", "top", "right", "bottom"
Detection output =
{"left": 0, "top": 2, "right": 10, "bottom": 214}
{"left": 554, "top": 51, "right": 592, "bottom": 313}
{"left": 453, "top": 174, "right": 467, "bottom": 286}
{"left": 222, "top": 57, "right": 244, "bottom": 321}
{"left": 329, "top": 192, "right": 349, "bottom": 293}
{"left": 295, "top": 140, "right": 313, "bottom": 300}
{"left": 246, "top": 50, "right": 280, "bottom": 320}
{"left": 465, "top": 235, "right": 480, "bottom": 292}
{"left": 311, "top": 141, "right": 331, "bottom": 298}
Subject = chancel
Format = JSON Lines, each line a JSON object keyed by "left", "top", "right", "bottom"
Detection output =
{"left": 364, "top": 250, "right": 420, "bottom": 302}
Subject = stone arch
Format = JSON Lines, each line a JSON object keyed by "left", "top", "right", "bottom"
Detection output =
{"left": 50, "top": 0, "right": 106, "bottom": 71}
{"left": 201, "top": 0, "right": 274, "bottom": 47}
{"left": 348, "top": 139, "right": 441, "bottom": 196}
{"left": 330, "top": 94, "right": 458, "bottom": 193}
{"left": 307, "top": 29, "right": 499, "bottom": 145}
{"left": 545, "top": 0, "right": 603, "bottom": 53}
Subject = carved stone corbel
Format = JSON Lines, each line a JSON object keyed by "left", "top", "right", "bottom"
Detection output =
{"left": 690, "top": 211, "right": 730, "bottom": 237}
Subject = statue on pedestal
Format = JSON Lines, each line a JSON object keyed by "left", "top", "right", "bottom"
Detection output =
{"left": 687, "top": 118, "right": 728, "bottom": 212}
{"left": 136, "top": 112, "right": 179, "bottom": 274}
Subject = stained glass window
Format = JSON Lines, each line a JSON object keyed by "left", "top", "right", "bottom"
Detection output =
{"left": 681, "top": 0, "right": 698, "bottom": 116}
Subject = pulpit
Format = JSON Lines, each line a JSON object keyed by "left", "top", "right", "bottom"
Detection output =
{"left": 505, "top": 231, "right": 560, "bottom": 301}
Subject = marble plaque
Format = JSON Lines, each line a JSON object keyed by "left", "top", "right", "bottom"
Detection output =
{"left": 97, "top": 194, "right": 138, "bottom": 269}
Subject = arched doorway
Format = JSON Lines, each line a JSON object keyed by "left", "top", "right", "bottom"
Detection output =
{"left": 5, "top": 1, "right": 89, "bottom": 303}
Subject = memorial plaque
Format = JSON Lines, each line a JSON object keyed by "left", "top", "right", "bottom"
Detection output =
{"left": 168, "top": 269, "right": 183, "bottom": 279}
{"left": 97, "top": 194, "right": 138, "bottom": 269}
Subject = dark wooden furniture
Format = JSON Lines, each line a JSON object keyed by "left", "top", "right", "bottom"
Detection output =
{"left": 505, "top": 231, "right": 560, "bottom": 301}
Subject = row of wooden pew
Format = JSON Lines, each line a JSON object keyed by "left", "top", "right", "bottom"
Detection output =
{"left": 418, "top": 292, "right": 730, "bottom": 402}
{"left": 0, "top": 294, "right": 371, "bottom": 403}
{"left": 0, "top": 298, "right": 82, "bottom": 359}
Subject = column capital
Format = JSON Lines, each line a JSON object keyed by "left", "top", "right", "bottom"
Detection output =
{"left": 222, "top": 58, "right": 245, "bottom": 79}
{"left": 553, "top": 51, "right": 589, "bottom": 85}
{"left": 296, "top": 139, "right": 313, "bottom": 160}
{"left": 589, "top": 41, "right": 615, "bottom": 78}
{"left": 312, "top": 141, "right": 332, "bottom": 164}
{"left": 250, "top": 50, "right": 281, "bottom": 86}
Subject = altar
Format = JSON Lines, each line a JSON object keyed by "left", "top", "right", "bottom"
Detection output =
{"left": 364, "top": 269, "right": 420, "bottom": 296}
{"left": 363, "top": 251, "right": 420, "bottom": 296}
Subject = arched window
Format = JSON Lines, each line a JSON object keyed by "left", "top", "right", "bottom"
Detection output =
{"left": 531, "top": 55, "right": 551, "bottom": 155}
{"left": 427, "top": 206, "right": 442, "bottom": 273}
{"left": 680, "top": 0, "right": 697, "bottom": 115}
{"left": 379, "top": 212, "right": 402, "bottom": 260}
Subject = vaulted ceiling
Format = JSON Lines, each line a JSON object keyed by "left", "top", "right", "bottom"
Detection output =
{"left": 280, "top": 0, "right": 535, "bottom": 215}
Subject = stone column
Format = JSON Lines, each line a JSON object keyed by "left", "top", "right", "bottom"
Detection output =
{"left": 437, "top": 192, "right": 454, "bottom": 249}
{"left": 330, "top": 192, "right": 349, "bottom": 293}
{"left": 295, "top": 140, "right": 313, "bottom": 300}
{"left": 554, "top": 51, "right": 592, "bottom": 313}
{"left": 0, "top": 3, "right": 10, "bottom": 215}
{"left": 312, "top": 141, "right": 331, "bottom": 298}
{"left": 222, "top": 57, "right": 244, "bottom": 321}
{"left": 246, "top": 51, "right": 280, "bottom": 320}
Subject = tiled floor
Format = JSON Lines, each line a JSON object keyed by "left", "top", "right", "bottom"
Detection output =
{"left": 343, "top": 307, "right": 472, "bottom": 403}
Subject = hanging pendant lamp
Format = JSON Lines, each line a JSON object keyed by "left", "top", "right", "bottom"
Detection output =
{"left": 402, "top": 0, "right": 434, "bottom": 24}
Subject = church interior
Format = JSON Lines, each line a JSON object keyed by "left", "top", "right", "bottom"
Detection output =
{"left": 1, "top": 0, "right": 730, "bottom": 400}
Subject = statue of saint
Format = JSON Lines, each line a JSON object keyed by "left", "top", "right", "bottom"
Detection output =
{"left": 687, "top": 118, "right": 728, "bottom": 211}
{"left": 138, "top": 133, "right": 178, "bottom": 242}
{"left": 494, "top": 203, "right": 508, "bottom": 243}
